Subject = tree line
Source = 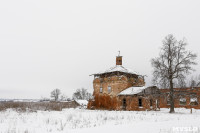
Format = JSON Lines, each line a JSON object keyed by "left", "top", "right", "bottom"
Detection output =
{"left": 49, "top": 88, "right": 92, "bottom": 102}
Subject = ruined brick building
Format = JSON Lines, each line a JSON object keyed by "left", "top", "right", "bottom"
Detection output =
{"left": 87, "top": 54, "right": 200, "bottom": 111}
{"left": 159, "top": 87, "right": 200, "bottom": 109}
{"left": 87, "top": 55, "right": 160, "bottom": 111}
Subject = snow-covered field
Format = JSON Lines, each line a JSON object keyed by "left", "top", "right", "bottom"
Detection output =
{"left": 0, "top": 108, "right": 200, "bottom": 133}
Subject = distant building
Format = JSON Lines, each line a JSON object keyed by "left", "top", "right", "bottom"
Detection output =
{"left": 88, "top": 54, "right": 160, "bottom": 111}
{"left": 61, "top": 100, "right": 88, "bottom": 109}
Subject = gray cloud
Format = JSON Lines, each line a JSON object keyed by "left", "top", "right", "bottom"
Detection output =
{"left": 0, "top": 0, "right": 200, "bottom": 98}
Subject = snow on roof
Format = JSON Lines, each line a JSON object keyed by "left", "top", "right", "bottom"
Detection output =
{"left": 75, "top": 100, "right": 88, "bottom": 106}
{"left": 190, "top": 98, "right": 198, "bottom": 102}
{"left": 180, "top": 98, "right": 186, "bottom": 102}
{"left": 118, "top": 86, "right": 146, "bottom": 95}
{"left": 93, "top": 65, "right": 140, "bottom": 75}
{"left": 0, "top": 99, "right": 40, "bottom": 102}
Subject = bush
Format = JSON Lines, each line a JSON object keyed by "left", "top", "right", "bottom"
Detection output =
{"left": 0, "top": 101, "right": 79, "bottom": 112}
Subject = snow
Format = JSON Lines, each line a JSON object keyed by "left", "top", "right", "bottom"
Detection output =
{"left": 190, "top": 98, "right": 198, "bottom": 102}
{"left": 0, "top": 108, "right": 200, "bottom": 133}
{"left": 75, "top": 100, "right": 88, "bottom": 106}
{"left": 118, "top": 86, "right": 146, "bottom": 95}
{"left": 0, "top": 99, "right": 40, "bottom": 102}
{"left": 92, "top": 65, "right": 140, "bottom": 75}
{"left": 180, "top": 98, "right": 186, "bottom": 102}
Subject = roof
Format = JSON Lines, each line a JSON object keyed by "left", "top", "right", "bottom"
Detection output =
{"left": 92, "top": 65, "right": 140, "bottom": 76}
{"left": 75, "top": 100, "right": 88, "bottom": 106}
{"left": 118, "top": 86, "right": 146, "bottom": 95}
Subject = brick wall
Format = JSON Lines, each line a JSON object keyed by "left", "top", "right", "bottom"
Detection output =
{"left": 93, "top": 75, "right": 145, "bottom": 97}
{"left": 88, "top": 73, "right": 145, "bottom": 110}
{"left": 159, "top": 87, "right": 200, "bottom": 109}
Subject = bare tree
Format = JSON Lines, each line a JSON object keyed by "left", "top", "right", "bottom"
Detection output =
{"left": 60, "top": 94, "right": 68, "bottom": 101}
{"left": 187, "top": 75, "right": 200, "bottom": 87}
{"left": 197, "top": 75, "right": 200, "bottom": 87}
{"left": 197, "top": 80, "right": 200, "bottom": 87}
{"left": 72, "top": 88, "right": 92, "bottom": 100}
{"left": 51, "top": 89, "right": 61, "bottom": 101}
{"left": 151, "top": 34, "right": 197, "bottom": 113}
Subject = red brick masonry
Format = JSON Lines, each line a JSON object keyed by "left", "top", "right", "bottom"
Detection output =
{"left": 88, "top": 87, "right": 200, "bottom": 110}
{"left": 159, "top": 87, "right": 200, "bottom": 109}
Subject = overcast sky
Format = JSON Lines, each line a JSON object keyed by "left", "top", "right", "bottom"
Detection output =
{"left": 0, "top": 0, "right": 200, "bottom": 99}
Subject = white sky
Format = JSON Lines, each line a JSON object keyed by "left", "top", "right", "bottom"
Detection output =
{"left": 0, "top": 0, "right": 200, "bottom": 99}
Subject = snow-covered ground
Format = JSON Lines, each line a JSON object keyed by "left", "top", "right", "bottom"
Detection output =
{"left": 0, "top": 108, "right": 200, "bottom": 133}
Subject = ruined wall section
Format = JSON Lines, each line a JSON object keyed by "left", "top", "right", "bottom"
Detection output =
{"left": 159, "top": 87, "right": 200, "bottom": 109}
{"left": 117, "top": 87, "right": 160, "bottom": 111}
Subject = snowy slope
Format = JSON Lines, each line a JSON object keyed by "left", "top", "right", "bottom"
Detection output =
{"left": 0, "top": 108, "right": 199, "bottom": 133}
